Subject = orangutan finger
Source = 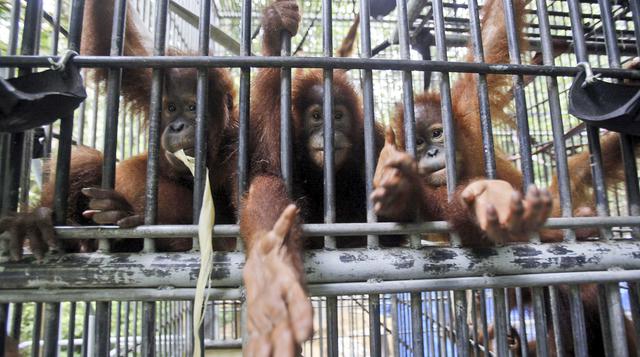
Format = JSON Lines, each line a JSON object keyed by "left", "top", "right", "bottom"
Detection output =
{"left": 485, "top": 204, "right": 508, "bottom": 244}
{"left": 272, "top": 320, "right": 296, "bottom": 357}
{"left": 287, "top": 284, "right": 313, "bottom": 343}
{"left": 505, "top": 191, "right": 524, "bottom": 234}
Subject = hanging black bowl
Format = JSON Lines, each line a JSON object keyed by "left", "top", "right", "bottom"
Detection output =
{"left": 0, "top": 63, "right": 87, "bottom": 133}
{"left": 568, "top": 70, "right": 640, "bottom": 136}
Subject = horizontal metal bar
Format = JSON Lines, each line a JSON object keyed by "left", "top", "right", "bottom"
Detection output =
{"left": 205, "top": 339, "right": 242, "bottom": 349}
{"left": 0, "top": 215, "right": 632, "bottom": 240}
{"left": 3, "top": 241, "right": 640, "bottom": 290}
{"left": 1, "top": 269, "right": 640, "bottom": 303}
{"left": 1, "top": 55, "right": 639, "bottom": 79}
{"left": 0, "top": 288, "right": 242, "bottom": 302}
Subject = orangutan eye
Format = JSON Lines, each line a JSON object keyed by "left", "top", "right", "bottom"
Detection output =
{"left": 168, "top": 103, "right": 176, "bottom": 112}
{"left": 334, "top": 112, "right": 343, "bottom": 120}
{"left": 416, "top": 137, "right": 426, "bottom": 146}
{"left": 189, "top": 104, "right": 197, "bottom": 112}
{"left": 432, "top": 128, "right": 443, "bottom": 139}
{"left": 312, "top": 112, "right": 321, "bottom": 121}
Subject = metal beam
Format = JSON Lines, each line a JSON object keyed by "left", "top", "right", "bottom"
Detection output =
{"left": 2, "top": 241, "right": 640, "bottom": 289}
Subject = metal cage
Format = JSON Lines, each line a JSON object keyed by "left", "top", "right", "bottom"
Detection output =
{"left": 1, "top": 0, "right": 640, "bottom": 356}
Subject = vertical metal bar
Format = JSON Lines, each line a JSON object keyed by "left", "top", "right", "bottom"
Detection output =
{"left": 466, "top": 0, "right": 496, "bottom": 178}
{"left": 100, "top": 0, "right": 128, "bottom": 252}
{"left": 426, "top": 292, "right": 435, "bottom": 357}
{"left": 159, "top": 302, "right": 165, "bottom": 355}
{"left": 569, "top": 285, "right": 588, "bottom": 356}
{"left": 548, "top": 286, "right": 565, "bottom": 357}
{"left": 0, "top": 134, "right": 8, "bottom": 215}
{"left": 534, "top": 0, "right": 575, "bottom": 241}
{"left": 90, "top": 79, "right": 99, "bottom": 148}
{"left": 141, "top": 301, "right": 155, "bottom": 357}
{"left": 119, "top": 110, "right": 126, "bottom": 161}
{"left": 479, "top": 289, "right": 490, "bottom": 355}
{"left": 606, "top": 283, "right": 629, "bottom": 357}
{"left": 51, "top": 0, "right": 62, "bottom": 55}
{"left": 410, "top": 292, "right": 424, "bottom": 357}
{"left": 492, "top": 288, "right": 509, "bottom": 357}
{"left": 80, "top": 303, "right": 90, "bottom": 357}
{"left": 501, "top": 0, "right": 534, "bottom": 187}
{"left": 566, "top": 0, "right": 612, "bottom": 241}
{"left": 193, "top": 0, "right": 211, "bottom": 241}
{"left": 66, "top": 302, "right": 76, "bottom": 357}
{"left": 597, "top": 285, "right": 615, "bottom": 357}
{"left": 143, "top": 0, "right": 169, "bottom": 253}
{"left": 359, "top": 0, "right": 379, "bottom": 249}
{"left": 133, "top": 302, "right": 139, "bottom": 357}
{"left": 391, "top": 295, "right": 400, "bottom": 357}
{"left": 86, "top": 7, "right": 108, "bottom": 334}
{"left": 369, "top": 294, "right": 381, "bottom": 357}
{"left": 280, "top": 31, "right": 293, "bottom": 193}
{"left": 395, "top": 0, "right": 416, "bottom": 156}
{"left": 347, "top": 298, "right": 354, "bottom": 353}
{"left": 116, "top": 301, "right": 122, "bottom": 356}
{"left": 454, "top": 290, "right": 469, "bottom": 356}
{"left": 431, "top": 0, "right": 461, "bottom": 247}
{"left": 191, "top": 0, "right": 212, "bottom": 350}
{"left": 0, "top": 304, "right": 7, "bottom": 357}
{"left": 7, "top": 0, "right": 21, "bottom": 80}
{"left": 436, "top": 291, "right": 444, "bottom": 356}
{"left": 94, "top": 302, "right": 111, "bottom": 357}
{"left": 43, "top": 303, "right": 61, "bottom": 357}
{"left": 629, "top": 283, "right": 640, "bottom": 357}
{"left": 515, "top": 288, "right": 528, "bottom": 357}
{"left": 470, "top": 291, "right": 480, "bottom": 356}
{"left": 31, "top": 303, "right": 43, "bottom": 357}
{"left": 237, "top": 0, "right": 252, "bottom": 208}
{"left": 77, "top": 101, "right": 87, "bottom": 146}
{"left": 327, "top": 296, "right": 339, "bottom": 357}
{"left": 10, "top": 303, "right": 22, "bottom": 341}
{"left": 18, "top": 131, "right": 34, "bottom": 211}
{"left": 531, "top": 287, "right": 549, "bottom": 357}
{"left": 123, "top": 301, "right": 130, "bottom": 355}
{"left": 322, "top": 0, "right": 336, "bottom": 250}
{"left": 128, "top": 110, "right": 134, "bottom": 157}
{"left": 67, "top": 301, "right": 76, "bottom": 357}
{"left": 136, "top": 114, "right": 142, "bottom": 154}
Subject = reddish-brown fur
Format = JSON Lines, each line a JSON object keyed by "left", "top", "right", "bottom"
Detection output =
{"left": 242, "top": 37, "right": 384, "bottom": 249}
{"left": 376, "top": 0, "right": 638, "bottom": 354}
{"left": 28, "top": 0, "right": 238, "bottom": 253}
{"left": 387, "top": 0, "right": 526, "bottom": 246}
{"left": 238, "top": 1, "right": 383, "bottom": 353}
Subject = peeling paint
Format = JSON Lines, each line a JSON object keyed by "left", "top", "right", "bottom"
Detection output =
{"left": 393, "top": 260, "right": 414, "bottom": 269}
{"left": 559, "top": 256, "right": 587, "bottom": 268}
{"left": 548, "top": 245, "right": 572, "bottom": 255}
{"left": 512, "top": 258, "right": 551, "bottom": 270}
{"left": 211, "top": 267, "right": 231, "bottom": 280}
{"left": 340, "top": 254, "right": 357, "bottom": 263}
{"left": 513, "top": 246, "right": 542, "bottom": 257}
{"left": 423, "top": 263, "right": 456, "bottom": 274}
{"left": 428, "top": 249, "right": 457, "bottom": 262}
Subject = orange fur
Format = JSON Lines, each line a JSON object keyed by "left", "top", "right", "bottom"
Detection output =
{"left": 34, "top": 0, "right": 239, "bottom": 253}
{"left": 549, "top": 132, "right": 635, "bottom": 217}
{"left": 336, "top": 14, "right": 360, "bottom": 58}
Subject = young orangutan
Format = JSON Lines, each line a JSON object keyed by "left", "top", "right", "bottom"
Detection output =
{"left": 238, "top": 0, "right": 385, "bottom": 355}
{"left": 371, "top": 0, "right": 638, "bottom": 354}
{"left": 0, "top": 0, "right": 237, "bottom": 258}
